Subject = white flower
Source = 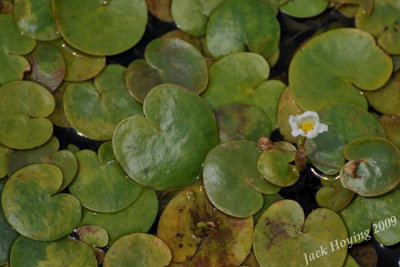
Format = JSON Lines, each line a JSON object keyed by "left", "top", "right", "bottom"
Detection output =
{"left": 289, "top": 111, "right": 328, "bottom": 139}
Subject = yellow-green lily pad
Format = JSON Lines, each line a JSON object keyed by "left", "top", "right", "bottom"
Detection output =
{"left": 48, "top": 82, "right": 71, "bottom": 128}
{"left": 316, "top": 179, "right": 355, "bottom": 211}
{"left": 69, "top": 142, "right": 143, "bottom": 213}
{"left": 1, "top": 164, "right": 81, "bottom": 241}
{"left": 0, "top": 81, "right": 54, "bottom": 149}
{"left": 0, "top": 146, "right": 9, "bottom": 179}
{"left": 340, "top": 136, "right": 400, "bottom": 196}
{"left": 113, "top": 84, "right": 218, "bottom": 191}
{"left": 53, "top": 0, "right": 147, "bottom": 56}
{"left": 289, "top": 28, "right": 392, "bottom": 111}
{"left": 103, "top": 233, "right": 172, "bottom": 267}
{"left": 379, "top": 115, "right": 400, "bottom": 148}
{"left": 280, "top": 0, "right": 328, "bottom": 18}
{"left": 64, "top": 64, "right": 142, "bottom": 141}
{"left": 157, "top": 186, "right": 253, "bottom": 265}
{"left": 253, "top": 193, "right": 283, "bottom": 222}
{"left": 206, "top": 0, "right": 280, "bottom": 58}
{"left": 203, "top": 140, "right": 280, "bottom": 217}
{"left": 75, "top": 225, "right": 109, "bottom": 248}
{"left": 146, "top": 0, "right": 173, "bottom": 22}
{"left": 253, "top": 200, "right": 348, "bottom": 267}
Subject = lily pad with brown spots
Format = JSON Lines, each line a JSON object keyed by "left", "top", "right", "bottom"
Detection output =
{"left": 316, "top": 179, "right": 355, "bottom": 211}
{"left": 158, "top": 186, "right": 253, "bottom": 266}
{"left": 379, "top": 115, "right": 400, "bottom": 148}
{"left": 75, "top": 225, "right": 109, "bottom": 248}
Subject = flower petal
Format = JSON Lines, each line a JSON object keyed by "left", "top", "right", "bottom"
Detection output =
{"left": 316, "top": 123, "right": 328, "bottom": 133}
{"left": 291, "top": 128, "right": 304, "bottom": 137}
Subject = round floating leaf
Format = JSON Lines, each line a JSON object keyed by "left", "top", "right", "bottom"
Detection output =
{"left": 7, "top": 136, "right": 78, "bottom": 191}
{"left": 316, "top": 179, "right": 355, "bottom": 211}
{"left": 48, "top": 82, "right": 71, "bottom": 128}
{"left": 13, "top": 0, "right": 58, "bottom": 40}
{"left": 214, "top": 104, "right": 272, "bottom": 142}
{"left": 330, "top": 0, "right": 374, "bottom": 16}
{"left": 126, "top": 37, "right": 208, "bottom": 102}
{"left": 53, "top": 0, "right": 147, "bottom": 56}
{"left": 113, "top": 84, "right": 218, "bottom": 191}
{"left": 305, "top": 103, "right": 386, "bottom": 175}
{"left": 280, "top": 0, "right": 328, "bottom": 18}
{"left": 203, "top": 140, "right": 280, "bottom": 218}
{"left": 0, "top": 14, "right": 35, "bottom": 86}
{"left": 344, "top": 255, "right": 359, "bottom": 267}
{"left": 0, "top": 81, "right": 54, "bottom": 149}
{"left": 253, "top": 200, "right": 348, "bottom": 267}
{"left": 146, "top": 0, "right": 173, "bottom": 22}
{"left": 163, "top": 29, "right": 203, "bottom": 52}
{"left": 340, "top": 136, "right": 400, "bottom": 196}
{"left": 255, "top": 0, "right": 279, "bottom": 15}
{"left": 69, "top": 142, "right": 143, "bottom": 213}
{"left": 80, "top": 188, "right": 158, "bottom": 245}
{"left": 380, "top": 115, "right": 400, "bottom": 148}
{"left": 75, "top": 225, "right": 109, "bottom": 248}
{"left": 64, "top": 64, "right": 142, "bottom": 141}
{"left": 27, "top": 42, "right": 65, "bottom": 91}
{"left": 206, "top": 0, "right": 280, "bottom": 58}
{"left": 104, "top": 233, "right": 171, "bottom": 267}
{"left": 340, "top": 189, "right": 400, "bottom": 245}
{"left": 0, "top": 146, "right": 9, "bottom": 179}
{"left": 10, "top": 236, "right": 97, "bottom": 267}
{"left": 355, "top": 0, "right": 400, "bottom": 55}
{"left": 203, "top": 52, "right": 286, "bottom": 128}
{"left": 1, "top": 164, "right": 81, "bottom": 241}
{"left": 289, "top": 28, "right": 392, "bottom": 111}
{"left": 365, "top": 71, "right": 400, "bottom": 115}
{"left": 171, "top": 0, "right": 226, "bottom": 36}
{"left": 157, "top": 186, "right": 253, "bottom": 265}
{"left": 253, "top": 193, "right": 283, "bottom": 223}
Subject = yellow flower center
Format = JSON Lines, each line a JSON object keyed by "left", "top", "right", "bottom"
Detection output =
{"left": 300, "top": 121, "right": 314, "bottom": 133}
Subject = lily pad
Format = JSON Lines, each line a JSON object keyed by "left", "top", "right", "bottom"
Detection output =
{"left": 1, "top": 163, "right": 81, "bottom": 241}
{"left": 157, "top": 186, "right": 253, "bottom": 265}
{"left": 48, "top": 82, "right": 71, "bottom": 128}
{"left": 253, "top": 200, "right": 348, "bottom": 267}
{"left": 27, "top": 42, "right": 65, "bottom": 91}
{"left": 203, "top": 140, "right": 280, "bottom": 218}
{"left": 206, "top": 0, "right": 280, "bottom": 58}
{"left": 80, "top": 188, "right": 158, "bottom": 244}
{"left": 163, "top": 29, "right": 203, "bottom": 52}
{"left": 0, "top": 146, "right": 9, "bottom": 179}
{"left": 0, "top": 81, "right": 54, "bottom": 150}
{"left": 253, "top": 193, "right": 283, "bottom": 222}
{"left": 69, "top": 142, "right": 143, "bottom": 213}
{"left": 289, "top": 28, "right": 392, "bottom": 111}
{"left": 0, "top": 14, "right": 36, "bottom": 86}
{"left": 344, "top": 255, "right": 360, "bottom": 267}
{"left": 103, "top": 233, "right": 172, "bottom": 267}
{"left": 113, "top": 84, "right": 218, "bottom": 191}
{"left": 64, "top": 64, "right": 142, "bottom": 141}
{"left": 13, "top": 0, "right": 58, "bottom": 40}
{"left": 330, "top": 0, "right": 374, "bottom": 15}
{"left": 146, "top": 0, "right": 173, "bottom": 22}
{"left": 305, "top": 103, "right": 386, "bottom": 175}
{"left": 171, "top": 0, "right": 226, "bottom": 36}
{"left": 126, "top": 37, "right": 208, "bottom": 102}
{"left": 75, "top": 225, "right": 109, "bottom": 248}
{"left": 241, "top": 252, "right": 260, "bottom": 267}
{"left": 280, "top": 0, "right": 328, "bottom": 18}
{"left": 214, "top": 104, "right": 272, "bottom": 142}
{"left": 53, "top": 0, "right": 147, "bottom": 55}
{"left": 316, "top": 179, "right": 355, "bottom": 211}
{"left": 10, "top": 236, "right": 97, "bottom": 267}
{"left": 379, "top": 115, "right": 400, "bottom": 148}
{"left": 340, "top": 188, "right": 400, "bottom": 245}
{"left": 7, "top": 136, "right": 78, "bottom": 191}
{"left": 340, "top": 136, "right": 400, "bottom": 196}
{"left": 203, "top": 52, "right": 286, "bottom": 128}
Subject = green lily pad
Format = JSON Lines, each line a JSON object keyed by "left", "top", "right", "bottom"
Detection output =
{"left": 253, "top": 200, "right": 348, "bottom": 267}
{"left": 280, "top": 0, "right": 328, "bottom": 18}
{"left": 64, "top": 64, "right": 142, "bottom": 141}
{"left": 316, "top": 179, "right": 355, "bottom": 211}
{"left": 1, "top": 163, "right": 81, "bottom": 241}
{"left": 289, "top": 28, "right": 392, "bottom": 111}
{"left": 80, "top": 188, "right": 158, "bottom": 245}
{"left": 126, "top": 37, "right": 208, "bottom": 102}
{"left": 103, "top": 233, "right": 172, "bottom": 267}
{"left": 69, "top": 142, "right": 143, "bottom": 213}
{"left": 214, "top": 104, "right": 272, "bottom": 142}
{"left": 253, "top": 193, "right": 283, "bottom": 223}
{"left": 206, "top": 0, "right": 280, "bottom": 58}
{"left": 255, "top": 0, "right": 279, "bottom": 15}
{"left": 171, "top": 0, "right": 226, "bottom": 36}
{"left": 48, "top": 82, "right": 71, "bottom": 128}
{"left": 10, "top": 236, "right": 97, "bottom": 267}
{"left": 203, "top": 52, "right": 286, "bottom": 128}
{"left": 0, "top": 81, "right": 54, "bottom": 149}
{"left": 75, "top": 225, "right": 109, "bottom": 248}
{"left": 330, "top": 0, "right": 374, "bottom": 15}
{"left": 340, "top": 136, "right": 400, "bottom": 196}
{"left": 27, "top": 42, "right": 65, "bottom": 91}
{"left": 13, "top": 0, "right": 58, "bottom": 41}
{"left": 340, "top": 188, "right": 400, "bottom": 245}
{"left": 355, "top": 0, "right": 400, "bottom": 55}
{"left": 305, "top": 103, "right": 386, "bottom": 175}
{"left": 163, "top": 29, "right": 203, "bottom": 52}
{"left": 203, "top": 140, "right": 280, "bottom": 218}
{"left": 0, "top": 14, "right": 36, "bottom": 86}
{"left": 344, "top": 255, "right": 359, "bottom": 267}
{"left": 113, "top": 84, "right": 218, "bottom": 191}
{"left": 379, "top": 115, "right": 400, "bottom": 148}
{"left": 53, "top": 0, "right": 147, "bottom": 56}
{"left": 146, "top": 0, "right": 173, "bottom": 22}
{"left": 365, "top": 71, "right": 400, "bottom": 115}
{"left": 157, "top": 186, "right": 253, "bottom": 265}
{"left": 257, "top": 142, "right": 300, "bottom": 187}
{"left": 7, "top": 136, "right": 77, "bottom": 191}
{"left": 0, "top": 146, "right": 9, "bottom": 179}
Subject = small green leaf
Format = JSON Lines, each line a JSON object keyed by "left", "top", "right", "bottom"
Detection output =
{"left": 75, "top": 225, "right": 109, "bottom": 248}
{"left": 316, "top": 179, "right": 355, "bottom": 211}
